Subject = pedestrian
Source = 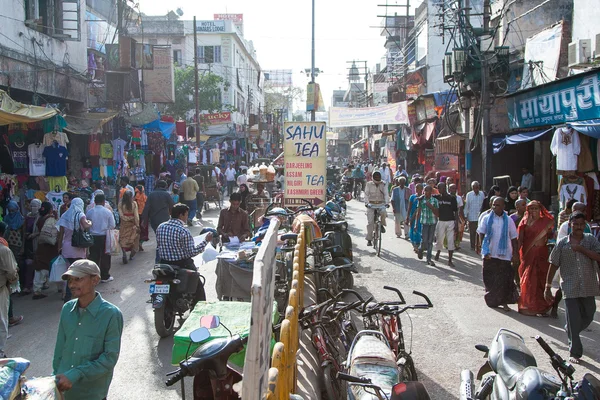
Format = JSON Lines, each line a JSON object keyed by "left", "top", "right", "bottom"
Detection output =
{"left": 86, "top": 194, "right": 116, "bottom": 283}
{"left": 4, "top": 200, "right": 25, "bottom": 265}
{"left": 557, "top": 199, "right": 576, "bottom": 228}
{"left": 238, "top": 183, "right": 250, "bottom": 211}
{"left": 236, "top": 167, "right": 248, "bottom": 187}
{"left": 225, "top": 163, "right": 237, "bottom": 196}
{"left": 465, "top": 181, "right": 485, "bottom": 251}
{"left": 390, "top": 177, "right": 410, "bottom": 239}
{"left": 118, "top": 176, "right": 134, "bottom": 201}
{"left": 416, "top": 185, "right": 439, "bottom": 266}
{"left": 176, "top": 168, "right": 187, "bottom": 184}
{"left": 481, "top": 186, "right": 501, "bottom": 214}
{"left": 59, "top": 193, "right": 74, "bottom": 218}
{"left": 53, "top": 260, "right": 123, "bottom": 399}
{"left": 141, "top": 180, "right": 174, "bottom": 263}
{"left": 510, "top": 199, "right": 527, "bottom": 228}
{"left": 22, "top": 199, "right": 42, "bottom": 295}
{"left": 477, "top": 197, "right": 519, "bottom": 312}
{"left": 134, "top": 185, "right": 148, "bottom": 251}
{"left": 407, "top": 183, "right": 423, "bottom": 253}
{"left": 181, "top": 173, "right": 200, "bottom": 226}
{"left": 517, "top": 200, "right": 554, "bottom": 316}
{"left": 32, "top": 202, "right": 59, "bottom": 299}
{"left": 364, "top": 171, "right": 390, "bottom": 247}
{"left": 557, "top": 202, "right": 590, "bottom": 241}
{"left": 518, "top": 186, "right": 531, "bottom": 203}
{"left": 449, "top": 183, "right": 465, "bottom": 250}
{"left": 118, "top": 191, "right": 139, "bottom": 264}
{"left": 546, "top": 212, "right": 600, "bottom": 364}
{"left": 193, "top": 168, "right": 206, "bottom": 220}
{"left": 426, "top": 178, "right": 440, "bottom": 195}
{"left": 521, "top": 167, "right": 534, "bottom": 191}
{"left": 171, "top": 187, "right": 180, "bottom": 203}
{"left": 380, "top": 163, "right": 392, "bottom": 191}
{"left": 0, "top": 221, "right": 19, "bottom": 358}
{"left": 505, "top": 186, "right": 519, "bottom": 215}
{"left": 216, "top": 192, "right": 251, "bottom": 243}
{"left": 434, "top": 182, "right": 458, "bottom": 267}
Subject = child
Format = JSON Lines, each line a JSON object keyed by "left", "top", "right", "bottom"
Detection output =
{"left": 172, "top": 188, "right": 180, "bottom": 203}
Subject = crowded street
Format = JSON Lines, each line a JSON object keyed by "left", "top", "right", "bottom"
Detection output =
{"left": 4, "top": 198, "right": 600, "bottom": 399}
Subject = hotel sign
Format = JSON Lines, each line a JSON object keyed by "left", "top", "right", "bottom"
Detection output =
{"left": 196, "top": 21, "right": 226, "bottom": 33}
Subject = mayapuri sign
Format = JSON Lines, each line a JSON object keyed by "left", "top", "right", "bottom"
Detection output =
{"left": 284, "top": 122, "right": 327, "bottom": 207}
{"left": 329, "top": 102, "right": 409, "bottom": 127}
{"left": 506, "top": 70, "right": 600, "bottom": 129}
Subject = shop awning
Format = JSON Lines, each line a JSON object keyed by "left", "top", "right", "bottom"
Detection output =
{"left": 492, "top": 128, "right": 553, "bottom": 154}
{"left": 143, "top": 119, "right": 175, "bottom": 138}
{"left": 203, "top": 124, "right": 236, "bottom": 136}
{"left": 63, "top": 111, "right": 119, "bottom": 135}
{"left": 125, "top": 105, "right": 160, "bottom": 126}
{"left": 569, "top": 119, "right": 600, "bottom": 138}
{"left": 0, "top": 90, "right": 58, "bottom": 125}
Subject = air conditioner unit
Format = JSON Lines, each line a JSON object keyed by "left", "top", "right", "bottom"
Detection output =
{"left": 568, "top": 39, "right": 592, "bottom": 68}
{"left": 595, "top": 33, "right": 600, "bottom": 59}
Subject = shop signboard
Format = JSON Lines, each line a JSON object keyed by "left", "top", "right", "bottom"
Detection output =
{"left": 435, "top": 154, "right": 459, "bottom": 171}
{"left": 506, "top": 70, "right": 600, "bottom": 129}
{"left": 284, "top": 122, "right": 327, "bottom": 207}
{"left": 329, "top": 102, "right": 409, "bottom": 127}
{"left": 214, "top": 13, "right": 243, "bottom": 23}
{"left": 142, "top": 46, "right": 175, "bottom": 103}
{"left": 425, "top": 149, "right": 435, "bottom": 173}
{"left": 406, "top": 84, "right": 420, "bottom": 100}
{"left": 200, "top": 112, "right": 232, "bottom": 124}
{"left": 196, "top": 20, "right": 226, "bottom": 33}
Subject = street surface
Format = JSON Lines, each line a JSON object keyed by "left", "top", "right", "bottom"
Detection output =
{"left": 5, "top": 199, "right": 600, "bottom": 399}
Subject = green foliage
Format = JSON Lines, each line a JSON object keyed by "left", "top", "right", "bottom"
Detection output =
{"left": 263, "top": 82, "right": 304, "bottom": 114}
{"left": 292, "top": 113, "right": 305, "bottom": 122}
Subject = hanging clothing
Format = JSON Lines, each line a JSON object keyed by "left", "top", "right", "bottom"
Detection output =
{"left": 89, "top": 134, "right": 101, "bottom": 156}
{"left": 28, "top": 143, "right": 46, "bottom": 176}
{"left": 42, "top": 131, "right": 69, "bottom": 147}
{"left": 550, "top": 128, "right": 580, "bottom": 173}
{"left": 559, "top": 183, "right": 587, "bottom": 207}
{"left": 42, "top": 143, "right": 69, "bottom": 177}
{"left": 112, "top": 138, "right": 127, "bottom": 163}
{"left": 577, "top": 134, "right": 594, "bottom": 173}
{"left": 9, "top": 142, "right": 28, "bottom": 174}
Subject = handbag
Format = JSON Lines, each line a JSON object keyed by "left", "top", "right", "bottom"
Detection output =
{"left": 105, "top": 229, "right": 121, "bottom": 256}
{"left": 38, "top": 217, "right": 58, "bottom": 246}
{"left": 6, "top": 229, "right": 23, "bottom": 249}
{"left": 71, "top": 212, "right": 94, "bottom": 248}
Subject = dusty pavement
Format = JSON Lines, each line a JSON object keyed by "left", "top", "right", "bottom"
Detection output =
{"left": 5, "top": 199, "right": 600, "bottom": 399}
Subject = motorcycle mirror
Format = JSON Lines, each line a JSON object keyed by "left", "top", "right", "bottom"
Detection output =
{"left": 200, "top": 315, "right": 220, "bottom": 329}
{"left": 189, "top": 327, "right": 211, "bottom": 343}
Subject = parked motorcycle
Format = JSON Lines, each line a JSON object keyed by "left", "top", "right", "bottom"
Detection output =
{"left": 166, "top": 315, "right": 245, "bottom": 400}
{"left": 460, "top": 328, "right": 600, "bottom": 400}
{"left": 146, "top": 264, "right": 206, "bottom": 337}
{"left": 315, "top": 204, "right": 353, "bottom": 261}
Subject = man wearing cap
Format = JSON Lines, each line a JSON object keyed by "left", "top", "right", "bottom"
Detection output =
{"left": 53, "top": 260, "right": 123, "bottom": 399}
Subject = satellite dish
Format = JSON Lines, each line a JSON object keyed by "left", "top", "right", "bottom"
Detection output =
{"left": 176, "top": 8, "right": 184, "bottom": 16}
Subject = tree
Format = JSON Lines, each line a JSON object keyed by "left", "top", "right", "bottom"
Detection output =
{"left": 166, "top": 67, "right": 231, "bottom": 120}
{"left": 264, "top": 82, "right": 304, "bottom": 115}
{"left": 292, "top": 113, "right": 305, "bottom": 122}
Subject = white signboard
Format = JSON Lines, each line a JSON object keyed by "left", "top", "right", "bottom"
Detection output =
{"left": 242, "top": 218, "right": 280, "bottom": 399}
{"left": 196, "top": 20, "right": 226, "bottom": 33}
{"left": 329, "top": 102, "right": 409, "bottom": 128}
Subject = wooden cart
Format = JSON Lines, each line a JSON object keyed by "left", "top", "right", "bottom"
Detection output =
{"left": 197, "top": 165, "right": 223, "bottom": 210}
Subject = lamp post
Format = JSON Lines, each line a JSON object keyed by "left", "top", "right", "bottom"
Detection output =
{"left": 311, "top": 0, "right": 316, "bottom": 122}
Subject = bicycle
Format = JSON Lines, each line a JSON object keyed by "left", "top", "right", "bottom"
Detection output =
{"left": 367, "top": 203, "right": 388, "bottom": 257}
{"left": 353, "top": 178, "right": 364, "bottom": 201}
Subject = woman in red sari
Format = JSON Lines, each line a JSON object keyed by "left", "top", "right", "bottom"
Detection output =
{"left": 517, "top": 201, "right": 554, "bottom": 316}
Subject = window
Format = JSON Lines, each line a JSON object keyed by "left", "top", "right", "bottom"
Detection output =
{"left": 172, "top": 38, "right": 182, "bottom": 44}
{"left": 173, "top": 49, "right": 182, "bottom": 65}
{"left": 197, "top": 46, "right": 222, "bottom": 63}
{"left": 25, "top": 0, "right": 81, "bottom": 41}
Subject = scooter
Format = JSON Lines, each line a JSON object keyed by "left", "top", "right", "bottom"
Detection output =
{"left": 460, "top": 329, "right": 600, "bottom": 400}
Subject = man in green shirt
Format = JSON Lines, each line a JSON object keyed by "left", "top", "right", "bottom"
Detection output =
{"left": 53, "top": 260, "right": 123, "bottom": 400}
{"left": 416, "top": 186, "right": 439, "bottom": 266}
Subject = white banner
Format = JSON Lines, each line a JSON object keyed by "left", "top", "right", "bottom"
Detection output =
{"left": 329, "top": 102, "right": 409, "bottom": 127}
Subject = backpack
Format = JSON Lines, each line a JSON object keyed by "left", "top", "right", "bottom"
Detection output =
{"left": 38, "top": 217, "right": 58, "bottom": 246}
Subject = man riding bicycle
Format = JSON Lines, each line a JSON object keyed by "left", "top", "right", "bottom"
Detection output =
{"left": 351, "top": 164, "right": 366, "bottom": 196}
{"left": 364, "top": 171, "right": 390, "bottom": 246}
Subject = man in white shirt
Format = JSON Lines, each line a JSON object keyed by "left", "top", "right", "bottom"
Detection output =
{"left": 380, "top": 163, "right": 392, "bottom": 187}
{"left": 224, "top": 164, "right": 237, "bottom": 196}
{"left": 477, "top": 197, "right": 519, "bottom": 311}
{"left": 521, "top": 167, "right": 534, "bottom": 191}
{"left": 236, "top": 169, "right": 248, "bottom": 186}
{"left": 364, "top": 171, "right": 390, "bottom": 246}
{"left": 465, "top": 181, "right": 485, "bottom": 251}
{"left": 557, "top": 202, "right": 590, "bottom": 241}
{"left": 86, "top": 194, "right": 116, "bottom": 283}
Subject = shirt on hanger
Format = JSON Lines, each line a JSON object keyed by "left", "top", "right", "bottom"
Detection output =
{"left": 28, "top": 143, "right": 46, "bottom": 176}
{"left": 559, "top": 183, "right": 587, "bottom": 207}
{"left": 550, "top": 128, "right": 580, "bottom": 172}
{"left": 46, "top": 191, "right": 66, "bottom": 210}
{"left": 42, "top": 131, "right": 69, "bottom": 147}
{"left": 112, "top": 138, "right": 127, "bottom": 163}
{"left": 100, "top": 143, "right": 113, "bottom": 159}
{"left": 10, "top": 142, "right": 28, "bottom": 174}
{"left": 89, "top": 134, "right": 101, "bottom": 156}
{"left": 42, "top": 144, "right": 69, "bottom": 177}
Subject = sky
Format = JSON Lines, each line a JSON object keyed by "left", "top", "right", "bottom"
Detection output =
{"left": 140, "top": 0, "right": 423, "bottom": 111}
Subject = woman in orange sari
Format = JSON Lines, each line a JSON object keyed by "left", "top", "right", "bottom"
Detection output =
{"left": 517, "top": 201, "right": 554, "bottom": 316}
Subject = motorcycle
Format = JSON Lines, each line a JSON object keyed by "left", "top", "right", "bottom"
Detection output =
{"left": 460, "top": 328, "right": 600, "bottom": 400}
{"left": 315, "top": 204, "right": 354, "bottom": 262}
{"left": 166, "top": 315, "right": 245, "bottom": 400}
{"left": 145, "top": 263, "right": 206, "bottom": 338}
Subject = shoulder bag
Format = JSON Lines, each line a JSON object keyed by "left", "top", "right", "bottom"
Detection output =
{"left": 71, "top": 212, "right": 94, "bottom": 248}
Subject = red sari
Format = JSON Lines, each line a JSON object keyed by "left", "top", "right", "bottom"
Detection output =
{"left": 517, "top": 202, "right": 553, "bottom": 315}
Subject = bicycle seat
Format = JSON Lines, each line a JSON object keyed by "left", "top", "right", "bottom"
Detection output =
{"left": 280, "top": 233, "right": 298, "bottom": 242}
{"left": 184, "top": 334, "right": 245, "bottom": 379}
{"left": 324, "top": 221, "right": 346, "bottom": 228}
{"left": 490, "top": 330, "right": 537, "bottom": 389}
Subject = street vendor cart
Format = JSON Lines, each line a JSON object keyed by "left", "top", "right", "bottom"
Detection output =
{"left": 197, "top": 165, "right": 222, "bottom": 210}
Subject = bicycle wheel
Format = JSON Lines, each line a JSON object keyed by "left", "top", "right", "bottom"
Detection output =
{"left": 398, "top": 352, "right": 418, "bottom": 381}
{"left": 323, "top": 363, "right": 344, "bottom": 400}
{"left": 376, "top": 222, "right": 382, "bottom": 257}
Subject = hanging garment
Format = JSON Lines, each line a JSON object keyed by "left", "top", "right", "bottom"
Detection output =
{"left": 100, "top": 143, "right": 113, "bottom": 159}
{"left": 43, "top": 144, "right": 69, "bottom": 177}
{"left": 46, "top": 190, "right": 66, "bottom": 210}
{"left": 42, "top": 131, "right": 69, "bottom": 147}
{"left": 10, "top": 142, "right": 28, "bottom": 174}
{"left": 577, "top": 134, "right": 594, "bottom": 173}
{"left": 46, "top": 177, "right": 68, "bottom": 192}
{"left": 550, "top": 127, "right": 580, "bottom": 173}
{"left": 89, "top": 134, "right": 101, "bottom": 156}
{"left": 112, "top": 138, "right": 127, "bottom": 163}
{"left": 559, "top": 183, "right": 587, "bottom": 207}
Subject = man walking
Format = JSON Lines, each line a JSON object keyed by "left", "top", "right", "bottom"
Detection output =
{"left": 546, "top": 212, "right": 600, "bottom": 363}
{"left": 86, "top": 194, "right": 116, "bottom": 283}
{"left": 0, "top": 222, "right": 19, "bottom": 358}
{"left": 477, "top": 197, "right": 519, "bottom": 312}
{"left": 465, "top": 181, "right": 485, "bottom": 251}
{"left": 53, "top": 260, "right": 123, "bottom": 399}
{"left": 434, "top": 182, "right": 459, "bottom": 267}
{"left": 416, "top": 186, "right": 439, "bottom": 266}
{"left": 181, "top": 174, "right": 200, "bottom": 226}
{"left": 192, "top": 168, "right": 206, "bottom": 220}
{"left": 142, "top": 180, "right": 175, "bottom": 262}
{"left": 390, "top": 177, "right": 410, "bottom": 239}
{"left": 364, "top": 171, "right": 390, "bottom": 247}
{"left": 224, "top": 163, "right": 237, "bottom": 196}
{"left": 380, "top": 163, "right": 392, "bottom": 191}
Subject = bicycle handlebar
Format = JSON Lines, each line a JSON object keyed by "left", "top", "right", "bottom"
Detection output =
{"left": 337, "top": 372, "right": 372, "bottom": 384}
{"left": 413, "top": 290, "right": 433, "bottom": 308}
{"left": 264, "top": 198, "right": 315, "bottom": 217}
{"left": 383, "top": 286, "right": 406, "bottom": 304}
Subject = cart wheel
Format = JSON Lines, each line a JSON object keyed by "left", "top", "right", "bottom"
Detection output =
{"left": 204, "top": 202, "right": 209, "bottom": 211}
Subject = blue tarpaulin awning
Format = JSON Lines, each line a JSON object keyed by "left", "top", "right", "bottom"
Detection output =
{"left": 569, "top": 119, "right": 600, "bottom": 138}
{"left": 142, "top": 119, "right": 175, "bottom": 138}
{"left": 492, "top": 128, "right": 553, "bottom": 154}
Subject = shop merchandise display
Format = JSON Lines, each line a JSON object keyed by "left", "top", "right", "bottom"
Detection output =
{"left": 551, "top": 127, "right": 580, "bottom": 173}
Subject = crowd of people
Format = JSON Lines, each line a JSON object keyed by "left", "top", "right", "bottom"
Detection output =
{"left": 355, "top": 161, "right": 599, "bottom": 364}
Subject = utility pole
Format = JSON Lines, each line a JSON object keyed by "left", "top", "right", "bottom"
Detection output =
{"left": 480, "top": 0, "right": 491, "bottom": 190}
{"left": 193, "top": 17, "right": 200, "bottom": 146}
{"left": 310, "top": 0, "right": 316, "bottom": 122}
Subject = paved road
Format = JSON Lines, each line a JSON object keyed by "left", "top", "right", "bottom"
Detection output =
{"left": 344, "top": 199, "right": 600, "bottom": 399}
{"left": 6, "top": 199, "right": 600, "bottom": 399}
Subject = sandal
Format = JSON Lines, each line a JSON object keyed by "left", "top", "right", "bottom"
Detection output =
{"left": 569, "top": 357, "right": 581, "bottom": 364}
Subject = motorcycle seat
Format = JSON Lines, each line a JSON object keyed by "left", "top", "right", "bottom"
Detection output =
{"left": 492, "top": 332, "right": 537, "bottom": 389}
{"left": 185, "top": 335, "right": 245, "bottom": 379}
{"left": 324, "top": 220, "right": 347, "bottom": 228}
{"left": 280, "top": 233, "right": 298, "bottom": 242}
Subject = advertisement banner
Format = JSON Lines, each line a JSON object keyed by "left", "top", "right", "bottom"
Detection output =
{"left": 214, "top": 13, "right": 243, "bottom": 23}
{"left": 306, "top": 83, "right": 316, "bottom": 111}
{"left": 200, "top": 112, "right": 232, "bottom": 124}
{"left": 406, "top": 84, "right": 420, "bottom": 100}
{"left": 142, "top": 46, "right": 175, "bottom": 103}
{"left": 284, "top": 122, "right": 327, "bottom": 207}
{"left": 435, "top": 154, "right": 459, "bottom": 171}
{"left": 506, "top": 70, "right": 600, "bottom": 129}
{"left": 329, "top": 102, "right": 409, "bottom": 128}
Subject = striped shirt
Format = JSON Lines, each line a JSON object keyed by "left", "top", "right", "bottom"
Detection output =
{"left": 418, "top": 197, "right": 439, "bottom": 225}
{"left": 465, "top": 191, "right": 485, "bottom": 222}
